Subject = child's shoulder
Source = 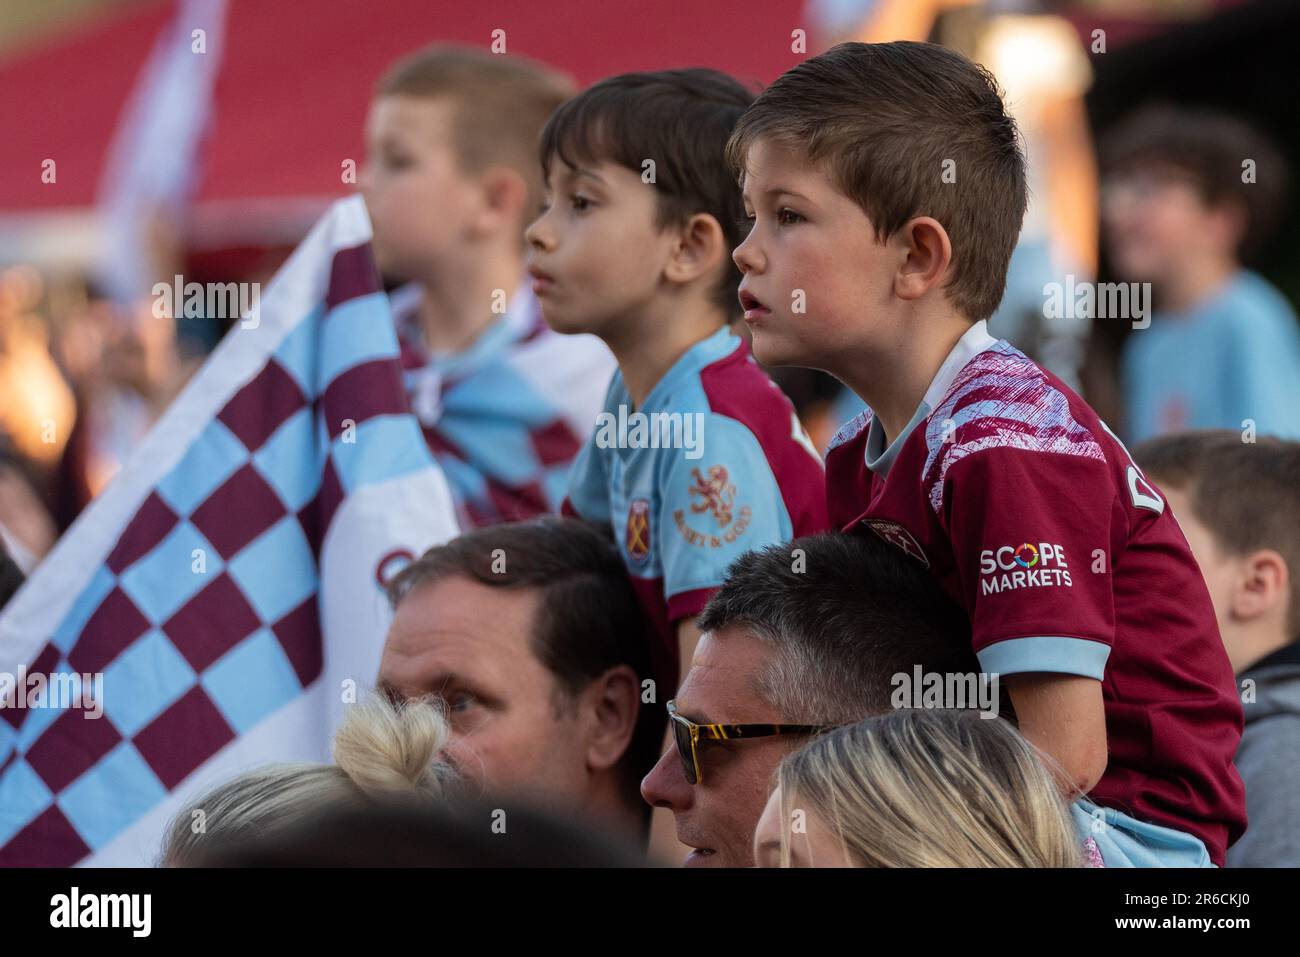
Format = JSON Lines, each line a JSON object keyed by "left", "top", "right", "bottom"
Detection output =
{"left": 1209, "top": 271, "right": 1300, "bottom": 337}
{"left": 645, "top": 335, "right": 823, "bottom": 485}
{"left": 653, "top": 330, "right": 795, "bottom": 425}
{"left": 921, "top": 342, "right": 1109, "bottom": 501}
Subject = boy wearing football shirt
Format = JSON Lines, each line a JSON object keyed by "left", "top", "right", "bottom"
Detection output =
{"left": 727, "top": 42, "right": 1245, "bottom": 866}
{"left": 360, "top": 46, "right": 615, "bottom": 527}
{"left": 526, "top": 69, "right": 827, "bottom": 689}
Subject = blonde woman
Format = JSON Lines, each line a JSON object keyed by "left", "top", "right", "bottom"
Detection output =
{"left": 753, "top": 709, "right": 1083, "bottom": 867}
{"left": 161, "top": 693, "right": 456, "bottom": 866}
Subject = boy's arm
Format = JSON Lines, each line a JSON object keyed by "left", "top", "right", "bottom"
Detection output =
{"left": 1003, "top": 672, "right": 1108, "bottom": 795}
{"left": 940, "top": 443, "right": 1120, "bottom": 797}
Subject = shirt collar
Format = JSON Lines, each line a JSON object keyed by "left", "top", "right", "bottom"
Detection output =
{"left": 864, "top": 319, "right": 997, "bottom": 476}
{"left": 634, "top": 325, "right": 740, "bottom": 412}
{"left": 395, "top": 281, "right": 539, "bottom": 379}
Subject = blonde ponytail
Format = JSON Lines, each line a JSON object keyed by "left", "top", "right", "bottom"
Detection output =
{"left": 162, "top": 693, "right": 454, "bottom": 865}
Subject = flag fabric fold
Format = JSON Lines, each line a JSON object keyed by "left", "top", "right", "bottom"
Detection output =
{"left": 0, "top": 195, "right": 458, "bottom": 866}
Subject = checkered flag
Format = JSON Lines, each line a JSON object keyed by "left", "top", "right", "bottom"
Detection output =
{"left": 0, "top": 196, "right": 458, "bottom": 866}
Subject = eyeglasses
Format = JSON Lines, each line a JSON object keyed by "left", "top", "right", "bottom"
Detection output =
{"left": 666, "top": 699, "right": 835, "bottom": 785}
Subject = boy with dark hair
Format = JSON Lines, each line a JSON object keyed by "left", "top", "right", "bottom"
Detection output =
{"left": 526, "top": 69, "right": 827, "bottom": 690}
{"left": 361, "top": 46, "right": 615, "bottom": 527}
{"left": 1135, "top": 431, "right": 1300, "bottom": 867}
{"left": 1102, "top": 106, "right": 1300, "bottom": 442}
{"left": 728, "top": 40, "right": 1245, "bottom": 866}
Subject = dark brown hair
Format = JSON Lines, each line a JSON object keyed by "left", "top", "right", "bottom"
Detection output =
{"left": 539, "top": 68, "right": 756, "bottom": 315}
{"left": 1102, "top": 105, "right": 1288, "bottom": 261}
{"left": 378, "top": 46, "right": 575, "bottom": 233}
{"left": 1134, "top": 430, "right": 1300, "bottom": 639}
{"left": 725, "top": 41, "right": 1027, "bottom": 322}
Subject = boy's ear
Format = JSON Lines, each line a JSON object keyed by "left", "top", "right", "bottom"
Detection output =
{"left": 664, "top": 213, "right": 727, "bottom": 288}
{"left": 1230, "top": 549, "right": 1289, "bottom": 623}
{"left": 468, "top": 166, "right": 530, "bottom": 240}
{"left": 892, "top": 216, "right": 953, "bottom": 303}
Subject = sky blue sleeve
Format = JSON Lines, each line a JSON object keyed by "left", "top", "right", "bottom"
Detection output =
{"left": 657, "top": 415, "right": 794, "bottom": 607}
{"left": 563, "top": 376, "right": 617, "bottom": 523}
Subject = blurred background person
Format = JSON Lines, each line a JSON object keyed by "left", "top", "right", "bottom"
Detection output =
{"left": 754, "top": 709, "right": 1083, "bottom": 867}
{"left": 0, "top": 265, "right": 72, "bottom": 569}
{"left": 1135, "top": 431, "right": 1300, "bottom": 867}
{"left": 1104, "top": 107, "right": 1300, "bottom": 442}
{"left": 361, "top": 46, "right": 614, "bottom": 527}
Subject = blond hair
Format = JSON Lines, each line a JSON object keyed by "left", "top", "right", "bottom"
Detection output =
{"left": 774, "top": 709, "right": 1081, "bottom": 867}
{"left": 377, "top": 45, "right": 574, "bottom": 227}
{"left": 161, "top": 694, "right": 454, "bottom": 865}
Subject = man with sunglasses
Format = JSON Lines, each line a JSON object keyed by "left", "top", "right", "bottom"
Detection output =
{"left": 642, "top": 531, "right": 977, "bottom": 866}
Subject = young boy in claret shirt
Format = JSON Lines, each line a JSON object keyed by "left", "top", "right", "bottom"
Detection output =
{"left": 727, "top": 41, "right": 1245, "bottom": 866}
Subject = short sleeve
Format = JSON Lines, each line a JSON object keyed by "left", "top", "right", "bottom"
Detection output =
{"left": 941, "top": 447, "right": 1117, "bottom": 679}
{"left": 657, "top": 416, "right": 793, "bottom": 622}
{"left": 561, "top": 377, "right": 619, "bottom": 523}
{"left": 561, "top": 433, "right": 610, "bottom": 524}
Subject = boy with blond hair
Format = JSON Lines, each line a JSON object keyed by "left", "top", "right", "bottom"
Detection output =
{"left": 361, "top": 46, "right": 614, "bottom": 527}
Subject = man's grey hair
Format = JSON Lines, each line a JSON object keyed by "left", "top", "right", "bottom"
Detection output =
{"left": 696, "top": 533, "right": 976, "bottom": 724}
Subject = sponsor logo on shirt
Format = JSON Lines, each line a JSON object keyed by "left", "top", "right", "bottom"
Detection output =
{"left": 979, "top": 542, "right": 1072, "bottom": 594}
{"left": 626, "top": 498, "right": 651, "bottom": 563}
{"left": 675, "top": 465, "right": 752, "bottom": 548}
{"left": 863, "top": 520, "right": 929, "bottom": 568}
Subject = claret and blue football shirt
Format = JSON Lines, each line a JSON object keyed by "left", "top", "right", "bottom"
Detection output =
{"left": 565, "top": 326, "right": 828, "bottom": 682}
{"left": 826, "top": 319, "right": 1247, "bottom": 865}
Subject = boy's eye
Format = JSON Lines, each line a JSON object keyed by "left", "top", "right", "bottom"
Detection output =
{"left": 569, "top": 194, "right": 593, "bottom": 212}
{"left": 777, "top": 208, "right": 803, "bottom": 226}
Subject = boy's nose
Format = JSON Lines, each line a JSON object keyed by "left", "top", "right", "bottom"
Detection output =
{"left": 524, "top": 213, "right": 553, "bottom": 252}
{"left": 732, "top": 233, "right": 763, "bottom": 274}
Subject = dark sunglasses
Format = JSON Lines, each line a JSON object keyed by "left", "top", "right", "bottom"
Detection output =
{"left": 666, "top": 699, "right": 835, "bottom": 785}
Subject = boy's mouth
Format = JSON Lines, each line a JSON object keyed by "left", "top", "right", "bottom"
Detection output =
{"left": 527, "top": 264, "right": 556, "bottom": 295}
{"left": 738, "top": 288, "right": 770, "bottom": 322}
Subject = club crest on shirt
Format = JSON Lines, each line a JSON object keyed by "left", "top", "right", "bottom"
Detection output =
{"left": 675, "top": 465, "right": 752, "bottom": 548}
{"left": 863, "top": 519, "right": 929, "bottom": 568}
{"left": 626, "top": 498, "right": 651, "bottom": 563}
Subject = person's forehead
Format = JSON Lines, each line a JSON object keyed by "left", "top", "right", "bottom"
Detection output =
{"left": 739, "top": 138, "right": 824, "bottom": 194}
{"left": 367, "top": 94, "right": 457, "bottom": 141}
{"left": 385, "top": 578, "right": 540, "bottom": 681}
{"left": 676, "top": 628, "right": 783, "bottom": 724}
